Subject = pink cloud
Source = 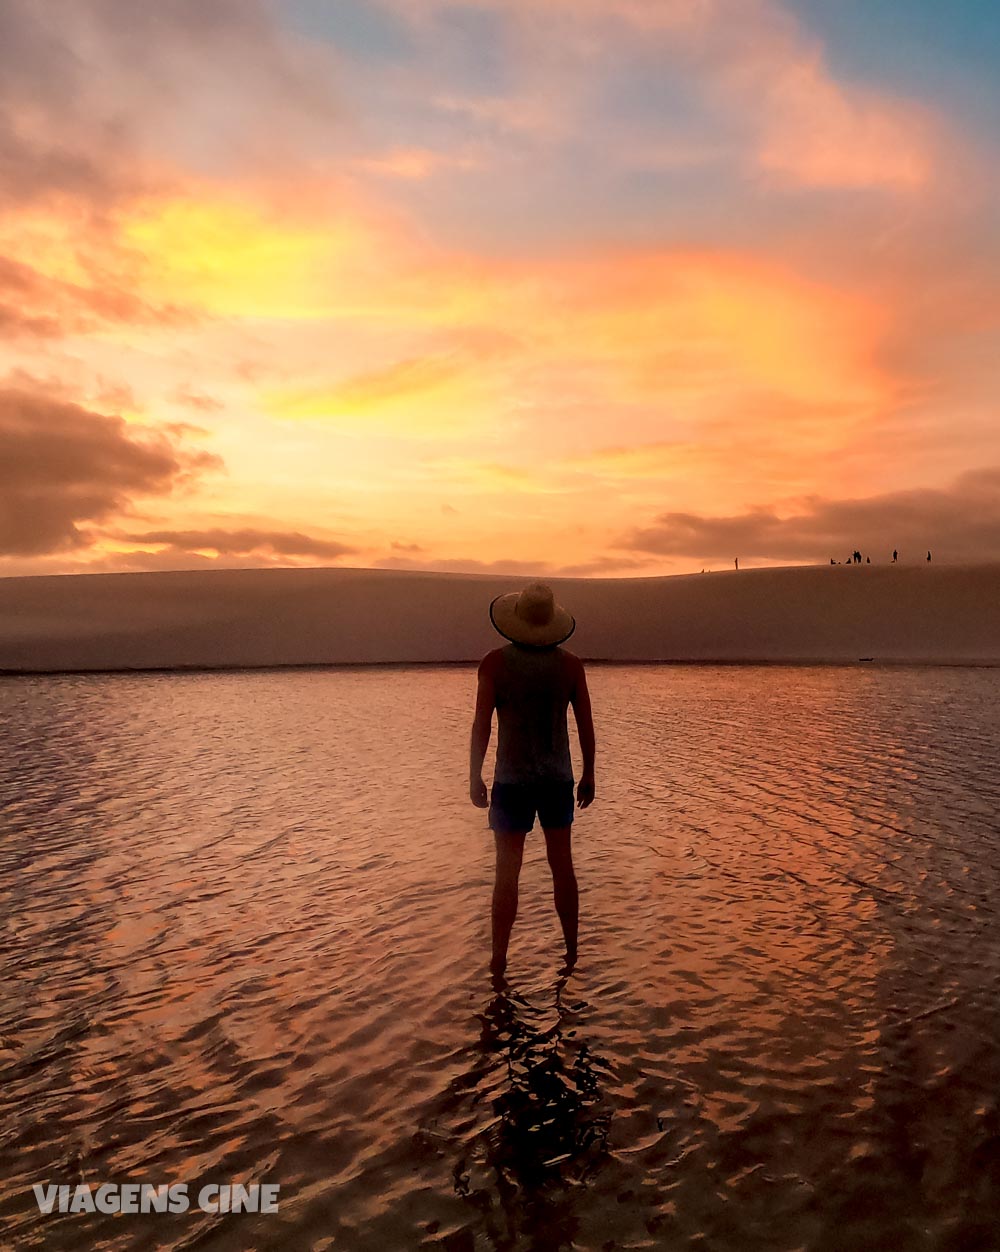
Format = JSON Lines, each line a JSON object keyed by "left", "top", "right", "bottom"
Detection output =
{"left": 390, "top": 0, "right": 935, "bottom": 192}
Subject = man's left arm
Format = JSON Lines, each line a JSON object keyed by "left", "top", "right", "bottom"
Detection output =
{"left": 570, "top": 658, "right": 596, "bottom": 808}
{"left": 469, "top": 655, "right": 496, "bottom": 808}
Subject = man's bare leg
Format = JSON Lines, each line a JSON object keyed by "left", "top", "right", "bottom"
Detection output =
{"left": 492, "top": 832, "right": 527, "bottom": 976}
{"left": 543, "top": 826, "right": 578, "bottom": 968}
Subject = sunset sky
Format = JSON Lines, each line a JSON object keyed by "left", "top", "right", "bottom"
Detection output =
{"left": 2, "top": 0, "right": 999, "bottom": 577}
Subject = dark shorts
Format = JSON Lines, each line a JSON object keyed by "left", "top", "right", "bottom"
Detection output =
{"left": 489, "top": 780, "right": 575, "bottom": 835}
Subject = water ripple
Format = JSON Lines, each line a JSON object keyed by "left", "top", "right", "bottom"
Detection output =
{"left": 1, "top": 665, "right": 1000, "bottom": 1249}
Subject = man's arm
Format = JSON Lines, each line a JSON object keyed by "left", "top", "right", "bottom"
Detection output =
{"left": 469, "top": 654, "right": 497, "bottom": 808}
{"left": 570, "top": 658, "right": 595, "bottom": 808}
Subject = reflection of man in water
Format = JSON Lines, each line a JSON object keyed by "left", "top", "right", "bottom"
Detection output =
{"left": 470, "top": 583, "right": 596, "bottom": 977}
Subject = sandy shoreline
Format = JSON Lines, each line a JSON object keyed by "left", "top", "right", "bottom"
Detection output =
{"left": 3, "top": 658, "right": 999, "bottom": 677}
{"left": 1, "top": 562, "right": 999, "bottom": 672}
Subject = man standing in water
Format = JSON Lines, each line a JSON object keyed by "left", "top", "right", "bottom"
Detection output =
{"left": 470, "top": 583, "right": 595, "bottom": 977}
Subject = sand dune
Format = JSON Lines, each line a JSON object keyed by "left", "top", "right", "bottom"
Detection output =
{"left": 1, "top": 563, "right": 999, "bottom": 672}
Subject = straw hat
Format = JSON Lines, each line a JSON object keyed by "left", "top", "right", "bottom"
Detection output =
{"left": 489, "top": 582, "right": 576, "bottom": 647}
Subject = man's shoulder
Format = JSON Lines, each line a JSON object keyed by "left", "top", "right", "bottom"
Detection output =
{"left": 558, "top": 647, "right": 584, "bottom": 672}
{"left": 478, "top": 647, "right": 506, "bottom": 675}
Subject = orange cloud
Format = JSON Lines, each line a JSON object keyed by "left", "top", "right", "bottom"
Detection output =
{"left": 562, "top": 251, "right": 888, "bottom": 407}
{"left": 561, "top": 391, "right": 872, "bottom": 505}
{"left": 241, "top": 235, "right": 889, "bottom": 465}
{"left": 0, "top": 139, "right": 903, "bottom": 558}
{"left": 0, "top": 210, "right": 190, "bottom": 341}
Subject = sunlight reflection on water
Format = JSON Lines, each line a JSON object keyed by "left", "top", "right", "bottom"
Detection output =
{"left": 2, "top": 664, "right": 1000, "bottom": 1250}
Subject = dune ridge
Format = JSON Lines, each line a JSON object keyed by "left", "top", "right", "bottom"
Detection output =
{"left": 1, "top": 563, "right": 999, "bottom": 673}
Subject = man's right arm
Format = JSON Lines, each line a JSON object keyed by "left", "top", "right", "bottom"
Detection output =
{"left": 469, "top": 653, "right": 497, "bottom": 808}
{"left": 570, "top": 658, "right": 595, "bottom": 808}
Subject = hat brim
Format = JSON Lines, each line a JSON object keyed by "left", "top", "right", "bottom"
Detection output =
{"left": 489, "top": 592, "right": 576, "bottom": 647}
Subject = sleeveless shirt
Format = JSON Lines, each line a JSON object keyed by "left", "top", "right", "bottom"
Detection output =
{"left": 493, "top": 643, "right": 575, "bottom": 784}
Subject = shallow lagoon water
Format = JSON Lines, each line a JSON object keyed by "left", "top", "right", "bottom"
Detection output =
{"left": 2, "top": 664, "right": 1000, "bottom": 1250}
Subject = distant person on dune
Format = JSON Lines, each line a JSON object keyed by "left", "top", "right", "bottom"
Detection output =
{"left": 927, "top": 550, "right": 932, "bottom": 562}
{"left": 469, "top": 583, "right": 595, "bottom": 978}
{"left": 893, "top": 549, "right": 898, "bottom": 563}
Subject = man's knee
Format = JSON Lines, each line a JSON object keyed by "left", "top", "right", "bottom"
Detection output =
{"left": 494, "top": 866, "right": 521, "bottom": 895}
{"left": 543, "top": 827, "right": 574, "bottom": 874}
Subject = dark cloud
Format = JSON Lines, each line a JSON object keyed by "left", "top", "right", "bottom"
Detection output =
{"left": 618, "top": 469, "right": 1000, "bottom": 563}
{"left": 0, "top": 382, "right": 221, "bottom": 556}
{"left": 120, "top": 528, "right": 357, "bottom": 560}
{"left": 390, "top": 540, "right": 424, "bottom": 552}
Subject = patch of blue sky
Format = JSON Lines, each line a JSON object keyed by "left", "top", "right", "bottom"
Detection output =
{"left": 789, "top": 0, "right": 1000, "bottom": 130}
{"left": 279, "top": 0, "right": 413, "bottom": 60}
{"left": 281, "top": 0, "right": 510, "bottom": 100}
